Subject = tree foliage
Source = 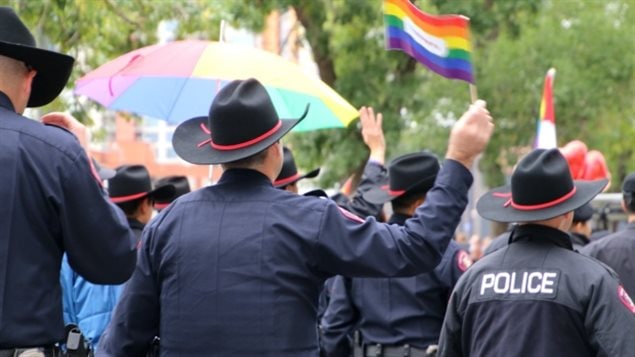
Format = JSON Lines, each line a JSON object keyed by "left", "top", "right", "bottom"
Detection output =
{"left": 5, "top": 0, "right": 634, "bottom": 191}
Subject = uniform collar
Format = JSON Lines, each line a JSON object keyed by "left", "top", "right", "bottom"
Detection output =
{"left": 127, "top": 217, "right": 145, "bottom": 231}
{"left": 509, "top": 224, "right": 574, "bottom": 250}
{"left": 218, "top": 168, "right": 273, "bottom": 187}
{"left": 389, "top": 212, "right": 410, "bottom": 225}
{"left": 0, "top": 91, "right": 15, "bottom": 112}
{"left": 569, "top": 232, "right": 590, "bottom": 247}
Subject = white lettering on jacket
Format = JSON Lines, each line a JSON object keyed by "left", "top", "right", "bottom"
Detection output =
{"left": 480, "top": 271, "right": 559, "bottom": 296}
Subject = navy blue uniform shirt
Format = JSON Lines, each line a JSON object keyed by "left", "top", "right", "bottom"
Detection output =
{"left": 439, "top": 224, "right": 635, "bottom": 357}
{"left": 318, "top": 160, "right": 388, "bottom": 322}
{"left": 100, "top": 160, "right": 472, "bottom": 356}
{"left": 0, "top": 92, "right": 136, "bottom": 347}
{"left": 581, "top": 221, "right": 635, "bottom": 297}
{"left": 321, "top": 213, "right": 469, "bottom": 356}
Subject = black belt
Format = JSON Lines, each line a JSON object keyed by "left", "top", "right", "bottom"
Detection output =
{"left": 0, "top": 347, "right": 60, "bottom": 357}
{"left": 356, "top": 344, "right": 428, "bottom": 357}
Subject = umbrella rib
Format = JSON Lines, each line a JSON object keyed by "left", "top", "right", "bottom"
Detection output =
{"left": 164, "top": 75, "right": 197, "bottom": 122}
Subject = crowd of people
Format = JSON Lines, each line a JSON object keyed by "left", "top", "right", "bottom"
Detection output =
{"left": 1, "top": 6, "right": 634, "bottom": 357}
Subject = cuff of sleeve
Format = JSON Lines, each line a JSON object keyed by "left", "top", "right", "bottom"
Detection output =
{"left": 439, "top": 159, "right": 474, "bottom": 193}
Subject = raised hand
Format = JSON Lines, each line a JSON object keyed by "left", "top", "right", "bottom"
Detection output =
{"left": 446, "top": 100, "right": 494, "bottom": 169}
{"left": 359, "top": 106, "right": 386, "bottom": 165}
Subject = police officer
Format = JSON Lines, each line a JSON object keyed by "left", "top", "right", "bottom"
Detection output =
{"left": 107, "top": 165, "right": 175, "bottom": 241}
{"left": 321, "top": 151, "right": 472, "bottom": 357}
{"left": 274, "top": 146, "right": 321, "bottom": 193}
{"left": 60, "top": 165, "right": 174, "bottom": 352}
{"left": 154, "top": 175, "right": 192, "bottom": 212}
{"left": 581, "top": 172, "right": 635, "bottom": 297}
{"left": 438, "top": 148, "right": 635, "bottom": 356}
{"left": 99, "top": 78, "right": 493, "bottom": 355}
{"left": 317, "top": 106, "right": 389, "bottom": 328}
{"left": 0, "top": 7, "right": 136, "bottom": 354}
{"left": 569, "top": 203, "right": 593, "bottom": 250}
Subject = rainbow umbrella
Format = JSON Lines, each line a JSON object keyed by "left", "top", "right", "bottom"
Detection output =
{"left": 74, "top": 40, "right": 358, "bottom": 131}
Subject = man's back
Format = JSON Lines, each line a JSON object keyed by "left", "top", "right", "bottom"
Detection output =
{"left": 321, "top": 213, "right": 468, "bottom": 354}
{"left": 0, "top": 104, "right": 135, "bottom": 345}
{"left": 439, "top": 225, "right": 635, "bottom": 357}
{"left": 103, "top": 162, "right": 472, "bottom": 355}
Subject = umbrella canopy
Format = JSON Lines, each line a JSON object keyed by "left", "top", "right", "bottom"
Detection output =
{"left": 74, "top": 40, "right": 358, "bottom": 131}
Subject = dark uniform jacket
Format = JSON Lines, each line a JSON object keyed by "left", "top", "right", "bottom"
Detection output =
{"left": 99, "top": 160, "right": 472, "bottom": 356}
{"left": 128, "top": 217, "right": 145, "bottom": 244}
{"left": 438, "top": 224, "right": 635, "bottom": 357}
{"left": 321, "top": 213, "right": 469, "bottom": 356}
{"left": 570, "top": 231, "right": 590, "bottom": 251}
{"left": 0, "top": 92, "right": 136, "bottom": 347}
{"left": 581, "top": 222, "right": 635, "bottom": 297}
{"left": 318, "top": 160, "right": 387, "bottom": 321}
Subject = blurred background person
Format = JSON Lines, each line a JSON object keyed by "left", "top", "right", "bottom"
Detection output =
{"left": 321, "top": 151, "right": 472, "bottom": 357}
{"left": 581, "top": 172, "right": 635, "bottom": 297}
{"left": 154, "top": 175, "right": 191, "bottom": 212}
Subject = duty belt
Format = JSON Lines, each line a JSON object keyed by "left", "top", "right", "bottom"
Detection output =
{"left": 355, "top": 344, "right": 429, "bottom": 357}
{"left": 0, "top": 347, "right": 61, "bottom": 357}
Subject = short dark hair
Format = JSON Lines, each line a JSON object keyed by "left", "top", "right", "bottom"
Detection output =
{"left": 116, "top": 197, "right": 148, "bottom": 217}
{"left": 391, "top": 189, "right": 427, "bottom": 212}
{"left": 624, "top": 193, "right": 635, "bottom": 213}
{"left": 222, "top": 147, "right": 269, "bottom": 169}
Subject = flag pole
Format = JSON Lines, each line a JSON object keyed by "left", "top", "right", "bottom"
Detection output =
{"left": 469, "top": 84, "right": 478, "bottom": 104}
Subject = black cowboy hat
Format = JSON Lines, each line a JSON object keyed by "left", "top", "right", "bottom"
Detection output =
{"left": 573, "top": 203, "right": 594, "bottom": 223}
{"left": 154, "top": 175, "right": 191, "bottom": 210}
{"left": 172, "top": 78, "right": 309, "bottom": 165}
{"left": 363, "top": 151, "right": 440, "bottom": 204}
{"left": 0, "top": 7, "right": 74, "bottom": 107}
{"left": 274, "top": 147, "right": 320, "bottom": 187}
{"left": 108, "top": 165, "right": 175, "bottom": 204}
{"left": 477, "top": 149, "right": 607, "bottom": 223}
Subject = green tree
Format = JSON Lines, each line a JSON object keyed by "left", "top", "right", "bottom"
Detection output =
{"left": 5, "top": 0, "right": 633, "bottom": 191}
{"left": 477, "top": 0, "right": 635, "bottom": 188}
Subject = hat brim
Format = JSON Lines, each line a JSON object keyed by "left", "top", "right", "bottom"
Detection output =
{"left": 0, "top": 42, "right": 74, "bottom": 107}
{"left": 477, "top": 179, "right": 608, "bottom": 223}
{"left": 172, "top": 104, "right": 309, "bottom": 165}
{"left": 363, "top": 174, "right": 437, "bottom": 205}
{"left": 274, "top": 167, "right": 321, "bottom": 187}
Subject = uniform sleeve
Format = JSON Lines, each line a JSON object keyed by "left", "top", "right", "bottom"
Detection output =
{"left": 315, "top": 159, "right": 472, "bottom": 277}
{"left": 584, "top": 273, "right": 635, "bottom": 356}
{"left": 98, "top": 225, "right": 160, "bottom": 355}
{"left": 59, "top": 149, "right": 136, "bottom": 284}
{"left": 438, "top": 282, "right": 468, "bottom": 357}
{"left": 344, "top": 161, "right": 387, "bottom": 219}
{"left": 434, "top": 242, "right": 470, "bottom": 296}
{"left": 320, "top": 276, "right": 358, "bottom": 357}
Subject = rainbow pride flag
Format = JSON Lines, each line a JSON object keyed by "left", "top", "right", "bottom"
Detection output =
{"left": 535, "top": 68, "right": 557, "bottom": 149}
{"left": 384, "top": 0, "right": 474, "bottom": 83}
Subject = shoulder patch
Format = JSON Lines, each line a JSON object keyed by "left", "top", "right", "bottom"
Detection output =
{"left": 457, "top": 250, "right": 473, "bottom": 272}
{"left": 618, "top": 285, "right": 635, "bottom": 314}
{"left": 337, "top": 206, "right": 364, "bottom": 223}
